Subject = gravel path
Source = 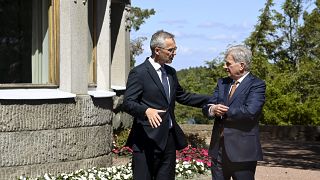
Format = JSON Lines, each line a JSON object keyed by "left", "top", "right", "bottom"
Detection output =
{"left": 113, "top": 140, "right": 320, "bottom": 180}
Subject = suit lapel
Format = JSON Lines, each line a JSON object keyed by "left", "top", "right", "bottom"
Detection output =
{"left": 144, "top": 60, "right": 169, "bottom": 102}
{"left": 223, "top": 84, "right": 230, "bottom": 105}
{"left": 223, "top": 78, "right": 232, "bottom": 105}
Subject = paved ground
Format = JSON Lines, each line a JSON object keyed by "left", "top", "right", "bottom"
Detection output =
{"left": 113, "top": 139, "right": 320, "bottom": 180}
{"left": 255, "top": 140, "right": 320, "bottom": 180}
{"left": 194, "top": 140, "right": 320, "bottom": 180}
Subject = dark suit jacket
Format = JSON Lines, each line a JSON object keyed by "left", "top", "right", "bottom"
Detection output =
{"left": 123, "top": 59, "right": 209, "bottom": 151}
{"left": 203, "top": 73, "right": 265, "bottom": 162}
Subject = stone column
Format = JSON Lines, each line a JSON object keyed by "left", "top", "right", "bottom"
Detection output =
{"left": 59, "top": 0, "right": 90, "bottom": 94}
{"left": 110, "top": 2, "right": 131, "bottom": 88}
{"left": 96, "top": 0, "right": 112, "bottom": 91}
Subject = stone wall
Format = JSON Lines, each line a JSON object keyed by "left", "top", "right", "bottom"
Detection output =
{"left": 0, "top": 95, "right": 113, "bottom": 179}
{"left": 112, "top": 90, "right": 133, "bottom": 131}
{"left": 181, "top": 124, "right": 320, "bottom": 146}
{"left": 259, "top": 125, "right": 320, "bottom": 141}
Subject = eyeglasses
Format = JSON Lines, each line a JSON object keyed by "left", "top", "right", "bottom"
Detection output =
{"left": 159, "top": 47, "right": 177, "bottom": 53}
{"left": 224, "top": 61, "right": 242, "bottom": 68}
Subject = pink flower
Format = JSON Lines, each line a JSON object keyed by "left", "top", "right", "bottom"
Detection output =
{"left": 175, "top": 144, "right": 211, "bottom": 168}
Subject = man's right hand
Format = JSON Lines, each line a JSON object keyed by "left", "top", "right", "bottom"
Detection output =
{"left": 145, "top": 108, "right": 166, "bottom": 128}
{"left": 210, "top": 104, "right": 229, "bottom": 117}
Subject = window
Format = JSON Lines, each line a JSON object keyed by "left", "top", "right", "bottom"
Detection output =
{"left": 88, "top": 0, "right": 97, "bottom": 86}
{"left": 0, "top": 0, "right": 58, "bottom": 86}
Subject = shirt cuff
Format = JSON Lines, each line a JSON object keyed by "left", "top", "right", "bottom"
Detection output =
{"left": 208, "top": 104, "right": 216, "bottom": 116}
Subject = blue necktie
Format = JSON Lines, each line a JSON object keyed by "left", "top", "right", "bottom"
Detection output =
{"left": 160, "top": 67, "right": 170, "bottom": 101}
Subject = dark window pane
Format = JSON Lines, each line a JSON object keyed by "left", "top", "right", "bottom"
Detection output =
{"left": 0, "top": 0, "right": 32, "bottom": 83}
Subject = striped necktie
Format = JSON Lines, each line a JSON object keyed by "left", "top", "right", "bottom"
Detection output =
{"left": 228, "top": 80, "right": 239, "bottom": 100}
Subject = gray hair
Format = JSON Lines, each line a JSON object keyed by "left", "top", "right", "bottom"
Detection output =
{"left": 150, "top": 30, "right": 175, "bottom": 51}
{"left": 225, "top": 45, "right": 252, "bottom": 71}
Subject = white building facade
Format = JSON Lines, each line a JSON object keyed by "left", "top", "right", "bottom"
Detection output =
{"left": 0, "top": 0, "right": 131, "bottom": 178}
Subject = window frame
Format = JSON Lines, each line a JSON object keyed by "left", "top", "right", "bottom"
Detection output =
{"left": 0, "top": 0, "right": 59, "bottom": 88}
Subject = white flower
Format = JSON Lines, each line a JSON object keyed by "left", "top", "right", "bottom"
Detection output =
{"left": 44, "top": 173, "right": 51, "bottom": 180}
{"left": 115, "top": 173, "right": 121, "bottom": 179}
{"left": 182, "top": 161, "right": 190, "bottom": 165}
{"left": 19, "top": 175, "right": 26, "bottom": 180}
{"left": 88, "top": 172, "right": 95, "bottom": 179}
{"left": 20, "top": 157, "right": 210, "bottom": 180}
{"left": 123, "top": 174, "right": 131, "bottom": 179}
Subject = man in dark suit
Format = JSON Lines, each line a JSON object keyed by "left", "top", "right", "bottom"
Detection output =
{"left": 203, "top": 45, "right": 266, "bottom": 180}
{"left": 122, "top": 30, "right": 209, "bottom": 180}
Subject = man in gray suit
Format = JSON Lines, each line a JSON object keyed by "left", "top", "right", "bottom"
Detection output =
{"left": 203, "top": 45, "right": 266, "bottom": 180}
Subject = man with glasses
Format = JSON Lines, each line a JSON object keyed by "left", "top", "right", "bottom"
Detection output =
{"left": 203, "top": 45, "right": 266, "bottom": 180}
{"left": 123, "top": 30, "right": 209, "bottom": 180}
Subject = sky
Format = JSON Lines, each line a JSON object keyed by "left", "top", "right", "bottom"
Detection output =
{"left": 130, "top": 0, "right": 283, "bottom": 70}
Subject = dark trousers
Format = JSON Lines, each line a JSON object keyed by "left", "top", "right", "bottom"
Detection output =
{"left": 211, "top": 138, "right": 257, "bottom": 180}
{"left": 132, "top": 130, "right": 176, "bottom": 180}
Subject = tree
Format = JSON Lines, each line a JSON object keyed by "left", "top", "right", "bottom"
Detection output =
{"left": 246, "top": 0, "right": 309, "bottom": 71}
{"left": 278, "top": 0, "right": 304, "bottom": 70}
{"left": 130, "top": 36, "right": 147, "bottom": 67}
{"left": 129, "top": 7, "right": 155, "bottom": 67}
{"left": 245, "top": 0, "right": 278, "bottom": 79}
{"left": 129, "top": 7, "right": 155, "bottom": 32}
{"left": 298, "top": 0, "right": 320, "bottom": 62}
{"left": 245, "top": 0, "right": 320, "bottom": 125}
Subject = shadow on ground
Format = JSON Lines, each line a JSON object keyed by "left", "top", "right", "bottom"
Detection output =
{"left": 259, "top": 140, "right": 320, "bottom": 170}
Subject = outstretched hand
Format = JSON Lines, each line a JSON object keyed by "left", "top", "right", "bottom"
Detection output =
{"left": 145, "top": 108, "right": 166, "bottom": 128}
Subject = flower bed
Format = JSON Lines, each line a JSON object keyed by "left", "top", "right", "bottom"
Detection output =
{"left": 20, "top": 145, "right": 211, "bottom": 180}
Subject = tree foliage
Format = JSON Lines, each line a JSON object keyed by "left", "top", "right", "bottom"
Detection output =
{"left": 129, "top": 7, "right": 156, "bottom": 32}
{"left": 129, "top": 7, "right": 155, "bottom": 67}
{"left": 175, "top": 59, "right": 226, "bottom": 124}
{"left": 243, "top": 0, "right": 320, "bottom": 125}
{"left": 175, "top": 0, "right": 320, "bottom": 125}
